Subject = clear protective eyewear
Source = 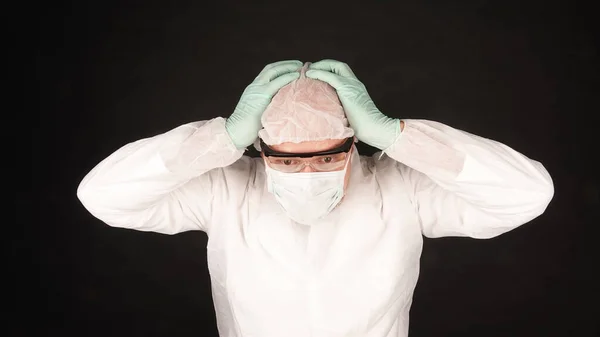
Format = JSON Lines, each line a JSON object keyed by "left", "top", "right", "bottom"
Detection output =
{"left": 261, "top": 137, "right": 354, "bottom": 173}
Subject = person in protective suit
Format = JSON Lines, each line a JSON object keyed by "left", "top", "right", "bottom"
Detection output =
{"left": 77, "top": 60, "right": 554, "bottom": 337}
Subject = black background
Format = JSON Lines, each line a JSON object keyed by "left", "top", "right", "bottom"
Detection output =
{"left": 29, "top": 0, "right": 598, "bottom": 336}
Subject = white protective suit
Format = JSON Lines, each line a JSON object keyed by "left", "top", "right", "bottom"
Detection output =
{"left": 77, "top": 117, "right": 554, "bottom": 337}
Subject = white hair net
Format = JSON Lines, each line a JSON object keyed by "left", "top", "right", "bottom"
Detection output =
{"left": 256, "top": 62, "right": 355, "bottom": 150}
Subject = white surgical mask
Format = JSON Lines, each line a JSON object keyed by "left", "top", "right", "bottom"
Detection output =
{"left": 265, "top": 157, "right": 350, "bottom": 225}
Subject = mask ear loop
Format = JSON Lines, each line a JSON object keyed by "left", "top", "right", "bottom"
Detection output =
{"left": 344, "top": 146, "right": 354, "bottom": 170}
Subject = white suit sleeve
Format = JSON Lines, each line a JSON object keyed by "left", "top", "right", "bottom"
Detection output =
{"left": 76, "top": 117, "right": 247, "bottom": 235}
{"left": 383, "top": 119, "right": 554, "bottom": 239}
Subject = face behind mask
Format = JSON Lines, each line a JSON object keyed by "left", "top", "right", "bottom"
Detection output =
{"left": 265, "top": 156, "right": 350, "bottom": 225}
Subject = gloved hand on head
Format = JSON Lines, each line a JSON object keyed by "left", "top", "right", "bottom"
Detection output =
{"left": 306, "top": 59, "right": 401, "bottom": 150}
{"left": 227, "top": 59, "right": 399, "bottom": 151}
{"left": 225, "top": 60, "right": 303, "bottom": 149}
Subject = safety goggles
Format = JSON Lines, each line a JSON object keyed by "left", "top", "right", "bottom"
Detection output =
{"left": 260, "top": 137, "right": 354, "bottom": 173}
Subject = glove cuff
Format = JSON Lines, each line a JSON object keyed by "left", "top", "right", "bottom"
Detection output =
{"left": 364, "top": 117, "right": 401, "bottom": 150}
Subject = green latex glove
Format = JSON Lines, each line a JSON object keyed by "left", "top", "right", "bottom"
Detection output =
{"left": 306, "top": 59, "right": 401, "bottom": 150}
{"left": 226, "top": 60, "right": 302, "bottom": 149}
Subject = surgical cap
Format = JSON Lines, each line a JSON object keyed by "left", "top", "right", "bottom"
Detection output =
{"left": 257, "top": 62, "right": 355, "bottom": 148}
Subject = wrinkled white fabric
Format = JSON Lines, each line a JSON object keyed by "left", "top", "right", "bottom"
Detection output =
{"left": 257, "top": 62, "right": 355, "bottom": 148}
{"left": 77, "top": 117, "right": 554, "bottom": 337}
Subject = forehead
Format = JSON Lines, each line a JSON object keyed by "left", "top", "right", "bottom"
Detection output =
{"left": 267, "top": 139, "right": 347, "bottom": 153}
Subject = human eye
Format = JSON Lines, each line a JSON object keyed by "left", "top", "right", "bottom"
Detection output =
{"left": 273, "top": 158, "right": 299, "bottom": 165}
{"left": 317, "top": 154, "right": 344, "bottom": 163}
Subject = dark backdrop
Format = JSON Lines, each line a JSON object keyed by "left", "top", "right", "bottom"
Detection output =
{"left": 29, "top": 0, "right": 597, "bottom": 336}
